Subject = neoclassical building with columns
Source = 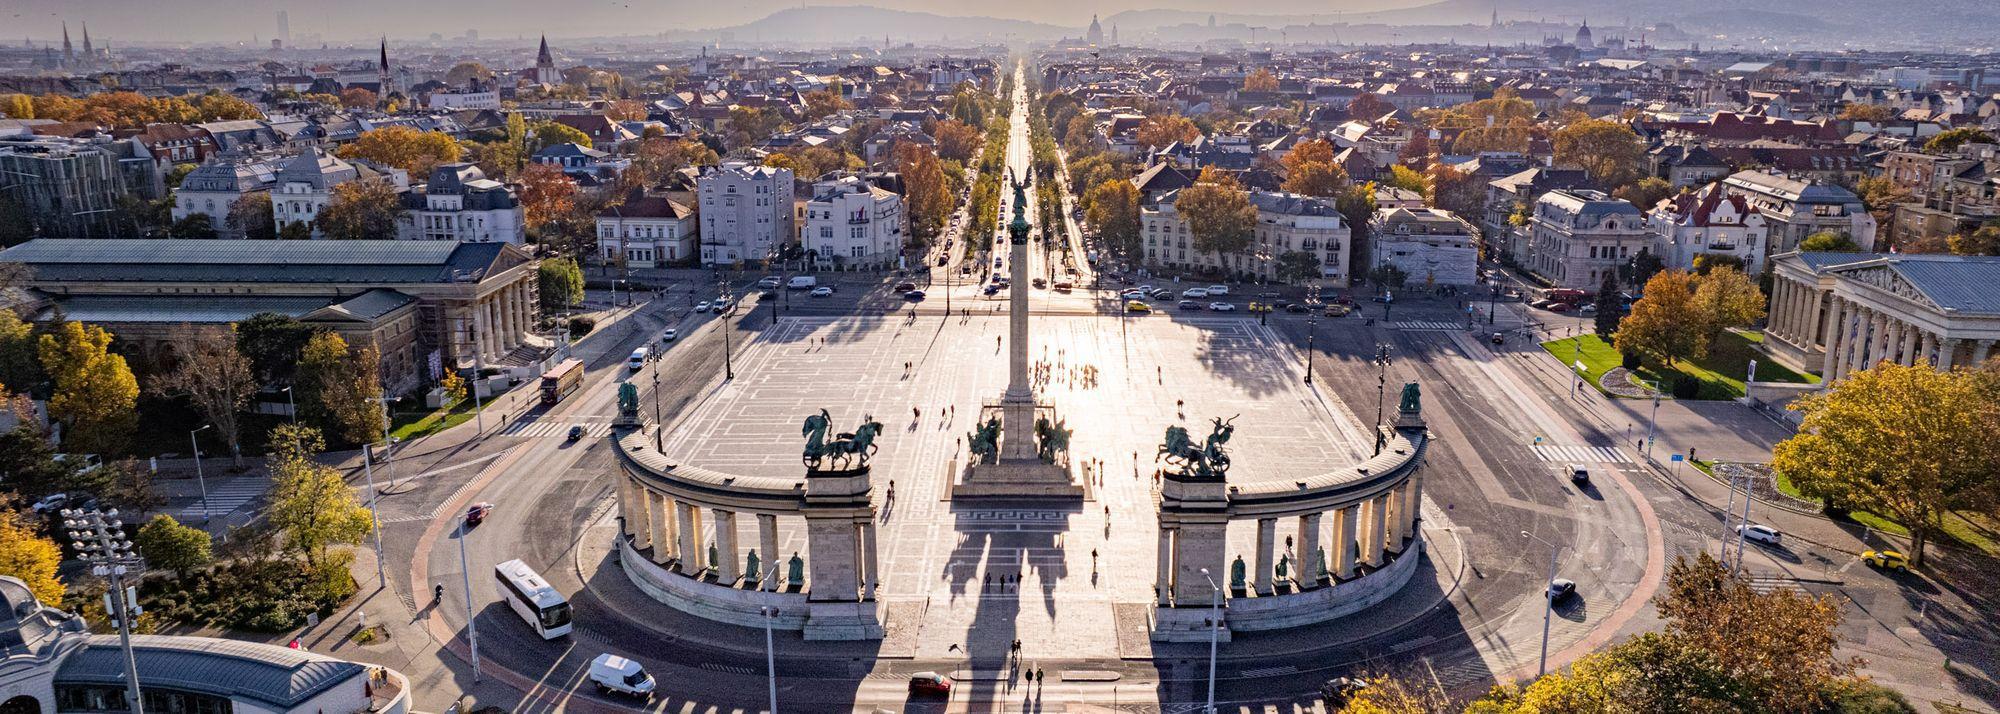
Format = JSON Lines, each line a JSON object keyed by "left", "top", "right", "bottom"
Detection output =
{"left": 1764, "top": 251, "right": 2000, "bottom": 380}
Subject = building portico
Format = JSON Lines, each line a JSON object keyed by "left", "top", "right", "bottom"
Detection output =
{"left": 1764, "top": 252, "right": 2000, "bottom": 379}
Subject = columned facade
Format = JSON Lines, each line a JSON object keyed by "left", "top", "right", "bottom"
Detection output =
{"left": 1764, "top": 252, "right": 2000, "bottom": 379}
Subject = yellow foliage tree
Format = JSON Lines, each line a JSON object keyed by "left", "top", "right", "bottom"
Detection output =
{"left": 38, "top": 321, "right": 139, "bottom": 454}
{"left": 0, "top": 507, "right": 65, "bottom": 604}
{"left": 338, "top": 125, "right": 465, "bottom": 176}
{"left": 1614, "top": 270, "right": 1706, "bottom": 366}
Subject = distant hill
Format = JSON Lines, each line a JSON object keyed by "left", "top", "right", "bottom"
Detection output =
{"left": 675, "top": 6, "right": 1072, "bottom": 45}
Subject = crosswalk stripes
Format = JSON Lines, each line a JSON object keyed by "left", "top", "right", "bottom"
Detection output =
{"left": 1393, "top": 320, "right": 1469, "bottom": 331}
{"left": 1746, "top": 576, "right": 1803, "bottom": 595}
{"left": 179, "top": 479, "right": 267, "bottom": 518}
{"left": 1532, "top": 444, "right": 1633, "bottom": 464}
{"left": 497, "top": 421, "right": 616, "bottom": 439}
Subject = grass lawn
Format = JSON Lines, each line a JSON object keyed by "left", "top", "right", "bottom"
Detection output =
{"left": 1541, "top": 331, "right": 1817, "bottom": 400}
{"left": 388, "top": 396, "right": 484, "bottom": 442}
{"left": 1770, "top": 469, "right": 2000, "bottom": 557}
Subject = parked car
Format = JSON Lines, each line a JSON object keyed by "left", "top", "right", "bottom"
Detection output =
{"left": 1149, "top": 288, "right": 1172, "bottom": 299}
{"left": 1861, "top": 550, "right": 1909, "bottom": 571}
{"left": 1285, "top": 303, "right": 1310, "bottom": 313}
{"left": 1126, "top": 300, "right": 1152, "bottom": 313}
{"left": 1053, "top": 281, "right": 1074, "bottom": 292}
{"left": 30, "top": 493, "right": 69, "bottom": 514}
{"left": 1208, "top": 302, "right": 1236, "bottom": 312}
{"left": 1547, "top": 302, "right": 1573, "bottom": 313}
{"left": 1177, "top": 300, "right": 1202, "bottom": 310}
{"left": 1120, "top": 289, "right": 1146, "bottom": 300}
{"left": 755, "top": 276, "right": 782, "bottom": 289}
{"left": 588, "top": 653, "right": 657, "bottom": 698}
{"left": 1548, "top": 578, "right": 1577, "bottom": 601}
{"left": 1370, "top": 295, "right": 1392, "bottom": 303}
{"left": 1320, "top": 677, "right": 1371, "bottom": 707}
{"left": 908, "top": 671, "right": 952, "bottom": 695}
{"left": 1568, "top": 464, "right": 1590, "bottom": 486}
{"left": 1032, "top": 278, "right": 1047, "bottom": 289}
{"left": 810, "top": 286, "right": 835, "bottom": 297}
{"left": 1207, "top": 284, "right": 1230, "bottom": 295}
{"left": 1181, "top": 288, "right": 1210, "bottom": 299}
{"left": 465, "top": 502, "right": 493, "bottom": 526}
{"left": 1491, "top": 332, "right": 1505, "bottom": 345}
{"left": 1578, "top": 304, "right": 1599, "bottom": 315}
{"left": 1324, "top": 305, "right": 1352, "bottom": 317}
{"left": 1736, "top": 524, "right": 1782, "bottom": 545}
{"left": 987, "top": 285, "right": 1004, "bottom": 296}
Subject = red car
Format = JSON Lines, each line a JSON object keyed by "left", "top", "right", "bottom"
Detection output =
{"left": 908, "top": 671, "right": 952, "bottom": 695}
{"left": 466, "top": 502, "right": 493, "bottom": 526}
{"left": 1547, "top": 302, "right": 1572, "bottom": 313}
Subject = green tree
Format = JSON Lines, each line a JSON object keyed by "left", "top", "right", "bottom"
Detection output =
{"left": 276, "top": 220, "right": 312, "bottom": 240}
{"left": 1613, "top": 177, "right": 1673, "bottom": 212}
{"left": 1554, "top": 118, "right": 1646, "bottom": 188}
{"left": 538, "top": 257, "right": 585, "bottom": 310}
{"left": 1774, "top": 363, "right": 2000, "bottom": 567}
{"left": 0, "top": 507, "right": 65, "bottom": 604}
{"left": 1084, "top": 178, "right": 1141, "bottom": 257}
{"left": 135, "top": 514, "right": 213, "bottom": 577}
{"left": 1174, "top": 170, "right": 1257, "bottom": 260}
{"left": 1274, "top": 251, "right": 1323, "bottom": 284}
{"left": 1922, "top": 127, "right": 1994, "bottom": 154}
{"left": 168, "top": 213, "right": 219, "bottom": 239}
{"left": 1614, "top": 270, "right": 1705, "bottom": 367}
{"left": 1593, "top": 272, "right": 1623, "bottom": 338}
{"left": 294, "top": 333, "right": 384, "bottom": 445}
{"left": 1690, "top": 267, "right": 1766, "bottom": 344}
{"left": 1626, "top": 246, "right": 1665, "bottom": 287}
{"left": 266, "top": 423, "right": 373, "bottom": 566}
{"left": 1799, "top": 231, "right": 1862, "bottom": 252}
{"left": 150, "top": 326, "right": 257, "bottom": 468}
{"left": 316, "top": 180, "right": 405, "bottom": 241}
{"left": 1367, "top": 264, "right": 1408, "bottom": 291}
{"left": 445, "top": 62, "right": 495, "bottom": 86}
{"left": 38, "top": 321, "right": 138, "bottom": 454}
{"left": 234, "top": 312, "right": 317, "bottom": 387}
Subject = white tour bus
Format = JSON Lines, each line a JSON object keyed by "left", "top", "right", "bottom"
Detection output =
{"left": 494, "top": 559, "right": 573, "bottom": 638}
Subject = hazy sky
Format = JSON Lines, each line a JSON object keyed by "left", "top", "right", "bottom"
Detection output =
{"left": 9, "top": 0, "right": 1425, "bottom": 44}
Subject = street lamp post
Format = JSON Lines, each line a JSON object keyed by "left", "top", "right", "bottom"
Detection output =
{"left": 65, "top": 508, "right": 146, "bottom": 714}
{"left": 280, "top": 385, "right": 297, "bottom": 424}
{"left": 719, "top": 275, "right": 735, "bottom": 381}
{"left": 650, "top": 369, "right": 663, "bottom": 452}
{"left": 189, "top": 425, "right": 212, "bottom": 523}
{"left": 1644, "top": 390, "right": 1660, "bottom": 459}
{"left": 1372, "top": 344, "right": 1392, "bottom": 455}
{"left": 1199, "top": 568, "right": 1222, "bottom": 714}
{"left": 359, "top": 436, "right": 387, "bottom": 587}
{"left": 1304, "top": 284, "right": 1322, "bottom": 386}
{"left": 458, "top": 513, "right": 481, "bottom": 683}
{"left": 760, "top": 606, "right": 780, "bottom": 713}
{"left": 1521, "top": 530, "right": 1563, "bottom": 679}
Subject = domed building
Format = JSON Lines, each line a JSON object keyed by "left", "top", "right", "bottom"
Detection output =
{"left": 1575, "top": 20, "right": 1594, "bottom": 49}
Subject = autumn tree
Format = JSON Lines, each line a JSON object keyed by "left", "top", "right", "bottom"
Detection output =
{"left": 1923, "top": 127, "right": 1994, "bottom": 154}
{"left": 933, "top": 119, "right": 983, "bottom": 162}
{"left": 0, "top": 310, "right": 41, "bottom": 393}
{"left": 0, "top": 507, "right": 64, "bottom": 604}
{"left": 1799, "top": 231, "right": 1862, "bottom": 252}
{"left": 316, "top": 180, "right": 405, "bottom": 241}
{"left": 338, "top": 87, "right": 378, "bottom": 110}
{"left": 1689, "top": 267, "right": 1765, "bottom": 344}
{"left": 227, "top": 193, "right": 276, "bottom": 240}
{"left": 896, "top": 144, "right": 952, "bottom": 245}
{"left": 1385, "top": 164, "right": 1427, "bottom": 196}
{"left": 149, "top": 326, "right": 256, "bottom": 468}
{"left": 538, "top": 257, "right": 585, "bottom": 310}
{"left": 606, "top": 99, "right": 649, "bottom": 122}
{"left": 1947, "top": 222, "right": 2000, "bottom": 256}
{"left": 294, "top": 332, "right": 384, "bottom": 446}
{"left": 1135, "top": 114, "right": 1200, "bottom": 150}
{"left": 1614, "top": 269, "right": 1706, "bottom": 367}
{"left": 1554, "top": 118, "right": 1646, "bottom": 188}
{"left": 1174, "top": 169, "right": 1257, "bottom": 260}
{"left": 625, "top": 137, "right": 717, "bottom": 189}
{"left": 1242, "top": 68, "right": 1279, "bottom": 92}
{"left": 516, "top": 163, "right": 578, "bottom": 234}
{"left": 1084, "top": 178, "right": 1141, "bottom": 257}
{"left": 1, "top": 94, "right": 33, "bottom": 120}
{"left": 195, "top": 92, "right": 261, "bottom": 121}
{"left": 1347, "top": 92, "right": 1391, "bottom": 120}
{"left": 39, "top": 321, "right": 139, "bottom": 454}
{"left": 337, "top": 126, "right": 463, "bottom": 177}
{"left": 1656, "top": 553, "right": 1856, "bottom": 710}
{"left": 526, "top": 120, "right": 592, "bottom": 155}
{"left": 135, "top": 514, "right": 213, "bottom": 577}
{"left": 725, "top": 106, "right": 785, "bottom": 148}
{"left": 1775, "top": 364, "right": 2000, "bottom": 566}
{"left": 1613, "top": 177, "right": 1673, "bottom": 212}
{"left": 445, "top": 62, "right": 495, "bottom": 86}
{"left": 1838, "top": 103, "right": 1897, "bottom": 123}
{"left": 1280, "top": 139, "right": 1352, "bottom": 198}
{"left": 1423, "top": 163, "right": 1484, "bottom": 219}
{"left": 802, "top": 86, "right": 853, "bottom": 121}
{"left": 266, "top": 423, "right": 374, "bottom": 566}
{"left": 168, "top": 213, "right": 219, "bottom": 240}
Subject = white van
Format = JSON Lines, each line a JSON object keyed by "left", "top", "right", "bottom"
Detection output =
{"left": 588, "top": 654, "right": 656, "bottom": 697}
{"left": 627, "top": 348, "right": 648, "bottom": 371}
{"left": 788, "top": 276, "right": 818, "bottom": 289}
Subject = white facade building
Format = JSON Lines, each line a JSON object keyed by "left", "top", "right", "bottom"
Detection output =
{"left": 802, "top": 175, "right": 905, "bottom": 270}
{"left": 1527, "top": 189, "right": 1649, "bottom": 289}
{"left": 1647, "top": 182, "right": 1771, "bottom": 273}
{"left": 697, "top": 161, "right": 794, "bottom": 266}
{"left": 268, "top": 148, "right": 410, "bottom": 238}
{"left": 427, "top": 89, "right": 501, "bottom": 110}
{"left": 396, "top": 163, "right": 525, "bottom": 244}
{"left": 1369, "top": 207, "right": 1480, "bottom": 287}
{"left": 171, "top": 154, "right": 278, "bottom": 236}
{"left": 1141, "top": 189, "right": 1349, "bottom": 282}
{"left": 1718, "top": 170, "right": 1878, "bottom": 254}
{"left": 599, "top": 189, "right": 698, "bottom": 269}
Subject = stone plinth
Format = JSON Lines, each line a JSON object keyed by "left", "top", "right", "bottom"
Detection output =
{"left": 954, "top": 459, "right": 1086, "bottom": 500}
{"left": 1153, "top": 605, "right": 1232, "bottom": 643}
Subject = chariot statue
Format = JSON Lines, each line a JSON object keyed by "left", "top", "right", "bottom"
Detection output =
{"left": 1399, "top": 381, "right": 1422, "bottom": 414}
{"left": 801, "top": 409, "right": 884, "bottom": 472}
{"left": 1034, "top": 416, "right": 1071, "bottom": 463}
{"left": 1157, "top": 414, "right": 1238, "bottom": 480}
{"left": 967, "top": 416, "right": 1001, "bottom": 465}
{"left": 617, "top": 381, "right": 640, "bottom": 418}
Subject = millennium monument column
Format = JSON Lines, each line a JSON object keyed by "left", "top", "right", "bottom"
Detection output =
{"left": 955, "top": 170, "right": 1085, "bottom": 500}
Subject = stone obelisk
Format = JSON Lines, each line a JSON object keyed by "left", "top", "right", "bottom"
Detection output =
{"left": 954, "top": 170, "right": 1083, "bottom": 500}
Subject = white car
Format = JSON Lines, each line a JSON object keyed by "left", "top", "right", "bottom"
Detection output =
{"left": 755, "top": 276, "right": 782, "bottom": 289}
{"left": 1208, "top": 302, "right": 1236, "bottom": 312}
{"left": 660, "top": 328, "right": 677, "bottom": 343}
{"left": 588, "top": 653, "right": 656, "bottom": 698}
{"left": 693, "top": 301, "right": 712, "bottom": 313}
{"left": 1735, "top": 524, "right": 1783, "bottom": 545}
{"left": 1181, "top": 288, "right": 1210, "bottom": 299}
{"left": 1206, "top": 284, "right": 1230, "bottom": 295}
{"left": 30, "top": 493, "right": 68, "bottom": 513}
{"left": 810, "top": 286, "right": 835, "bottom": 297}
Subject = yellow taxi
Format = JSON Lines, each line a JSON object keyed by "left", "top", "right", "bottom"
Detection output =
{"left": 1860, "top": 550, "right": 1909, "bottom": 572}
{"left": 1125, "top": 300, "right": 1152, "bottom": 313}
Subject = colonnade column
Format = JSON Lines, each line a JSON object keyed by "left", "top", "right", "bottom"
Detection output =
{"left": 1336, "top": 504, "right": 1358, "bottom": 579}
{"left": 649, "top": 492, "right": 672, "bottom": 565}
{"left": 1253, "top": 518, "right": 1276, "bottom": 596}
{"left": 1920, "top": 332, "right": 1938, "bottom": 367}
{"left": 1872, "top": 312, "right": 1894, "bottom": 369}
{"left": 1365, "top": 494, "right": 1389, "bottom": 567}
{"left": 1155, "top": 527, "right": 1176, "bottom": 605}
{"left": 1974, "top": 339, "right": 1994, "bottom": 367}
{"left": 1403, "top": 471, "right": 1425, "bottom": 545}
{"left": 758, "top": 514, "right": 780, "bottom": 591}
{"left": 1297, "top": 513, "right": 1323, "bottom": 588}
{"left": 617, "top": 478, "right": 639, "bottom": 539}
{"left": 1902, "top": 324, "right": 1922, "bottom": 366}
{"left": 1819, "top": 296, "right": 1846, "bottom": 375}
{"left": 628, "top": 483, "right": 653, "bottom": 549}
{"left": 1771, "top": 281, "right": 1795, "bottom": 341}
{"left": 675, "top": 502, "right": 704, "bottom": 575}
{"left": 712, "top": 509, "right": 740, "bottom": 584}
{"left": 1941, "top": 338, "right": 1961, "bottom": 370}
{"left": 861, "top": 521, "right": 880, "bottom": 600}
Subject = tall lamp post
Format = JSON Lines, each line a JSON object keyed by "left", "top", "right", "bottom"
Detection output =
{"left": 1304, "top": 283, "right": 1322, "bottom": 385}
{"left": 1371, "top": 344, "right": 1392, "bottom": 455}
{"left": 279, "top": 385, "right": 297, "bottom": 423}
{"left": 457, "top": 513, "right": 481, "bottom": 683}
{"left": 760, "top": 607, "right": 780, "bottom": 713}
{"left": 718, "top": 275, "right": 735, "bottom": 381}
{"left": 1521, "top": 530, "right": 1564, "bottom": 679}
{"left": 1198, "top": 568, "right": 1222, "bottom": 714}
{"left": 189, "top": 425, "right": 212, "bottom": 523}
{"left": 650, "top": 369, "right": 664, "bottom": 452}
{"left": 65, "top": 508, "right": 146, "bottom": 714}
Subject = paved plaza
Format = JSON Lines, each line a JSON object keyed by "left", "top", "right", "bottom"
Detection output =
{"left": 650, "top": 313, "right": 1382, "bottom": 659}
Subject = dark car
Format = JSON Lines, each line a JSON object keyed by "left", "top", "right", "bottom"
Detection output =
{"left": 1177, "top": 300, "right": 1202, "bottom": 310}
{"left": 895, "top": 282, "right": 917, "bottom": 292}
{"left": 908, "top": 671, "right": 952, "bottom": 695}
{"left": 1491, "top": 332, "right": 1505, "bottom": 345}
{"left": 1285, "top": 303, "right": 1310, "bottom": 313}
{"left": 1320, "top": 677, "right": 1371, "bottom": 706}
{"left": 1370, "top": 295, "right": 1392, "bottom": 303}
{"left": 567, "top": 425, "right": 586, "bottom": 442}
{"left": 904, "top": 290, "right": 926, "bottom": 300}
{"left": 1548, "top": 578, "right": 1577, "bottom": 602}
{"left": 983, "top": 284, "right": 1000, "bottom": 296}
{"left": 466, "top": 502, "right": 493, "bottom": 526}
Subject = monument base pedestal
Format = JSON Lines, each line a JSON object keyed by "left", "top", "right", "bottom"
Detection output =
{"left": 952, "top": 459, "right": 1087, "bottom": 501}
{"left": 802, "top": 600, "right": 885, "bottom": 641}
{"left": 1151, "top": 605, "right": 1233, "bottom": 643}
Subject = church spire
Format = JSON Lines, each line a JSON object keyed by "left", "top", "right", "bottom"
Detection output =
{"left": 536, "top": 35, "right": 553, "bottom": 66}
{"left": 61, "top": 22, "right": 73, "bottom": 65}
{"left": 81, "top": 21, "right": 93, "bottom": 58}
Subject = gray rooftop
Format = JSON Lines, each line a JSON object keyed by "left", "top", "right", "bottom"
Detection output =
{"left": 38, "top": 295, "right": 336, "bottom": 324}
{"left": 1, "top": 239, "right": 514, "bottom": 285}
{"left": 56, "top": 635, "right": 364, "bottom": 710}
{"left": 1791, "top": 251, "right": 2000, "bottom": 315}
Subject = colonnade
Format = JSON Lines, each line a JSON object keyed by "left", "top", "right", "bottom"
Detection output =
{"left": 615, "top": 474, "right": 882, "bottom": 600}
{"left": 1155, "top": 473, "right": 1423, "bottom": 604}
